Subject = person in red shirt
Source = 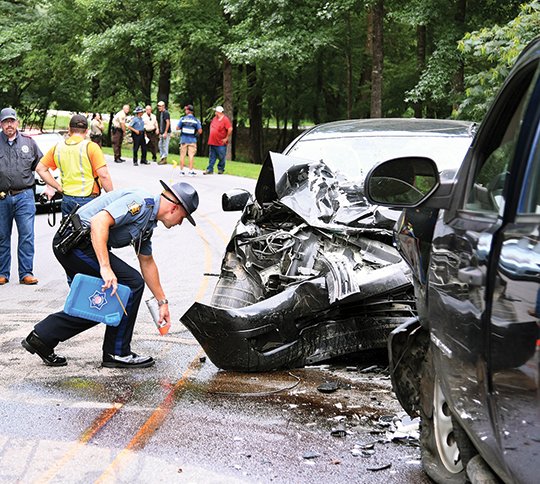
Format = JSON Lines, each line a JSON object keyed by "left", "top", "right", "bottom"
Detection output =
{"left": 204, "top": 106, "right": 232, "bottom": 174}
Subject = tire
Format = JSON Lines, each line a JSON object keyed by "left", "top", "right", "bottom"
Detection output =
{"left": 210, "top": 252, "right": 263, "bottom": 309}
{"left": 419, "top": 348, "right": 476, "bottom": 483}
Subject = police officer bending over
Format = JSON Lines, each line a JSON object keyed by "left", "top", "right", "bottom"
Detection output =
{"left": 21, "top": 180, "right": 199, "bottom": 368}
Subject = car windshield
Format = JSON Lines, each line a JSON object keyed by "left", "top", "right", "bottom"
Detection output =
{"left": 287, "top": 135, "right": 473, "bottom": 182}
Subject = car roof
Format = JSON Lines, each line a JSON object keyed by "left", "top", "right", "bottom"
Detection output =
{"left": 297, "top": 118, "right": 475, "bottom": 140}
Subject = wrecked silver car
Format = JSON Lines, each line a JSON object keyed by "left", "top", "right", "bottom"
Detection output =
{"left": 181, "top": 119, "right": 475, "bottom": 372}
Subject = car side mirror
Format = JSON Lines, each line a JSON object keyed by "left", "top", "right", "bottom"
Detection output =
{"left": 222, "top": 189, "right": 251, "bottom": 211}
{"left": 365, "top": 157, "right": 440, "bottom": 208}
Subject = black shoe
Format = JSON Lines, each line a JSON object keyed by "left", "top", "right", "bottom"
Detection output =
{"left": 218, "top": 170, "right": 225, "bottom": 174}
{"left": 133, "top": 161, "right": 138, "bottom": 166}
{"left": 141, "top": 160, "right": 149, "bottom": 165}
{"left": 102, "top": 352, "right": 155, "bottom": 368}
{"left": 22, "top": 331, "right": 67, "bottom": 366}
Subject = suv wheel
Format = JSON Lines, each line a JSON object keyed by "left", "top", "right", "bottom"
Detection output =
{"left": 419, "top": 349, "right": 475, "bottom": 482}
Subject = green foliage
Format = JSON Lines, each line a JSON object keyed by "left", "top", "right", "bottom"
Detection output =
{"left": 0, "top": 0, "right": 536, "bottom": 161}
{"left": 457, "top": 1, "right": 540, "bottom": 120}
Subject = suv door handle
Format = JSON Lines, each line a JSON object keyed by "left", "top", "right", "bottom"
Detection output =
{"left": 458, "top": 267, "right": 485, "bottom": 286}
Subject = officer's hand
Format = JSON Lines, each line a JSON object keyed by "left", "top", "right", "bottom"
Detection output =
{"left": 158, "top": 303, "right": 170, "bottom": 326}
{"left": 100, "top": 267, "right": 118, "bottom": 296}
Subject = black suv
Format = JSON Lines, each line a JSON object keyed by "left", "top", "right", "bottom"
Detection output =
{"left": 364, "top": 38, "right": 540, "bottom": 483}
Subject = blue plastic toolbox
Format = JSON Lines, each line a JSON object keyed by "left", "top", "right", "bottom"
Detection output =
{"left": 64, "top": 274, "right": 131, "bottom": 326}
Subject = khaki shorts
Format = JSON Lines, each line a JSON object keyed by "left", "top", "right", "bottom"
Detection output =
{"left": 180, "top": 143, "right": 197, "bottom": 157}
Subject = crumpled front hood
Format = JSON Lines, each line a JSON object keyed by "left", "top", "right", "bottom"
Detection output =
{"left": 255, "top": 151, "right": 398, "bottom": 231}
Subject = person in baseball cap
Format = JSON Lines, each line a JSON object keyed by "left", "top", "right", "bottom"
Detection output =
{"left": 69, "top": 114, "right": 88, "bottom": 129}
{"left": 160, "top": 180, "right": 199, "bottom": 225}
{"left": 0, "top": 107, "right": 17, "bottom": 122}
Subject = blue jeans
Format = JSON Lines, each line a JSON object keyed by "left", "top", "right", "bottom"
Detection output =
{"left": 158, "top": 134, "right": 170, "bottom": 160}
{"left": 61, "top": 195, "right": 96, "bottom": 217}
{"left": 0, "top": 189, "right": 36, "bottom": 281}
{"left": 207, "top": 145, "right": 227, "bottom": 173}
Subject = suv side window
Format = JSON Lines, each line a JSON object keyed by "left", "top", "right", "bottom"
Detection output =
{"left": 464, "top": 68, "right": 537, "bottom": 215}
{"left": 519, "top": 126, "right": 540, "bottom": 214}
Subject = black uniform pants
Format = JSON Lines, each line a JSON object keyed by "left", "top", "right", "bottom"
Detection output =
{"left": 132, "top": 132, "right": 147, "bottom": 163}
{"left": 34, "top": 233, "right": 145, "bottom": 357}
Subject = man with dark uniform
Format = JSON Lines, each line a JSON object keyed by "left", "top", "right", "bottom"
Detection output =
{"left": 111, "top": 104, "right": 130, "bottom": 163}
{"left": 142, "top": 105, "right": 159, "bottom": 162}
{"left": 21, "top": 180, "right": 199, "bottom": 368}
{"left": 0, "top": 107, "right": 43, "bottom": 286}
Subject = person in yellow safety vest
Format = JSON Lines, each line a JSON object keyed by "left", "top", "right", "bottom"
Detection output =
{"left": 36, "top": 114, "right": 114, "bottom": 217}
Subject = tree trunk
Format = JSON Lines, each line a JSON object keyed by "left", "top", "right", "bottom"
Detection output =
{"left": 346, "top": 13, "right": 353, "bottom": 119}
{"left": 246, "top": 64, "right": 263, "bottom": 165}
{"left": 370, "top": 0, "right": 384, "bottom": 118}
{"left": 453, "top": 0, "right": 466, "bottom": 110}
{"left": 414, "top": 24, "right": 426, "bottom": 118}
{"left": 139, "top": 57, "right": 153, "bottom": 106}
{"left": 157, "top": 61, "right": 171, "bottom": 105}
{"left": 223, "top": 57, "right": 234, "bottom": 160}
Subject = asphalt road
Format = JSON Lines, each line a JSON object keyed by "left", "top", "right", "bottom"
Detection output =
{"left": 0, "top": 157, "right": 430, "bottom": 483}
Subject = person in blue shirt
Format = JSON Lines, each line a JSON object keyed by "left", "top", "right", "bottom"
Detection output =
{"left": 176, "top": 104, "right": 202, "bottom": 175}
{"left": 127, "top": 106, "right": 148, "bottom": 166}
{"left": 21, "top": 181, "right": 199, "bottom": 369}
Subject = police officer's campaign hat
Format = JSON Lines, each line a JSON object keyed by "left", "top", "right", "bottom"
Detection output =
{"left": 160, "top": 180, "right": 199, "bottom": 226}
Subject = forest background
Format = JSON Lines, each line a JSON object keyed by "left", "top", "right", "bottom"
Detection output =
{"left": 1, "top": 0, "right": 539, "bottom": 163}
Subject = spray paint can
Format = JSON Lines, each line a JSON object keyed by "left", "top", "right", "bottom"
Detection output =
{"left": 145, "top": 297, "right": 170, "bottom": 335}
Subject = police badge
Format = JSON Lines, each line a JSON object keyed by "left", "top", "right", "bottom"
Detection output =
{"left": 89, "top": 290, "right": 108, "bottom": 310}
{"left": 127, "top": 201, "right": 141, "bottom": 215}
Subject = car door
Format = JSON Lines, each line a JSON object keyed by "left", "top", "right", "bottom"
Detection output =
{"left": 426, "top": 53, "right": 540, "bottom": 479}
{"left": 488, "top": 82, "right": 540, "bottom": 482}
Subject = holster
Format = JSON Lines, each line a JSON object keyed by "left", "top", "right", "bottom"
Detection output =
{"left": 54, "top": 206, "right": 90, "bottom": 255}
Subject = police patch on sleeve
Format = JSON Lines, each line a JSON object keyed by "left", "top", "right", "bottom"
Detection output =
{"left": 127, "top": 201, "right": 142, "bottom": 215}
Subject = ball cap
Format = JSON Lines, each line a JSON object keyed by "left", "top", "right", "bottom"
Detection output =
{"left": 134, "top": 106, "right": 144, "bottom": 114}
{"left": 0, "top": 107, "right": 17, "bottom": 122}
{"left": 214, "top": 106, "right": 224, "bottom": 113}
{"left": 69, "top": 114, "right": 88, "bottom": 129}
{"left": 160, "top": 180, "right": 199, "bottom": 226}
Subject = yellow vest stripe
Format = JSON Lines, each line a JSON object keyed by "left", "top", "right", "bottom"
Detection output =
{"left": 54, "top": 139, "right": 95, "bottom": 196}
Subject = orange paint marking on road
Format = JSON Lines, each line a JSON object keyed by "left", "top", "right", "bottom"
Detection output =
{"left": 95, "top": 350, "right": 204, "bottom": 482}
{"left": 38, "top": 402, "right": 124, "bottom": 484}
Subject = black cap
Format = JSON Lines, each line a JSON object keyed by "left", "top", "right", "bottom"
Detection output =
{"left": 159, "top": 180, "right": 199, "bottom": 226}
{"left": 69, "top": 114, "right": 88, "bottom": 129}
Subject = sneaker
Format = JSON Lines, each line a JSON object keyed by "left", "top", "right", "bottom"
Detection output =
{"left": 189, "top": 171, "right": 196, "bottom": 176}
{"left": 102, "top": 352, "right": 155, "bottom": 368}
{"left": 203, "top": 170, "right": 213, "bottom": 175}
{"left": 158, "top": 158, "right": 167, "bottom": 165}
{"left": 133, "top": 161, "right": 138, "bottom": 166}
{"left": 218, "top": 170, "right": 225, "bottom": 174}
{"left": 180, "top": 170, "right": 185, "bottom": 175}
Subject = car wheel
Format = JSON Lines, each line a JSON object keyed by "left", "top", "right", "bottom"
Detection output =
{"left": 211, "top": 252, "right": 263, "bottom": 308}
{"left": 419, "top": 349, "right": 475, "bottom": 483}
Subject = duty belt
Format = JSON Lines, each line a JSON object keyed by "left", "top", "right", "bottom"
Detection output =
{"left": 53, "top": 205, "right": 90, "bottom": 254}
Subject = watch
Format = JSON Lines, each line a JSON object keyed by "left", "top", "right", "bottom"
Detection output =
{"left": 157, "top": 299, "right": 168, "bottom": 306}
